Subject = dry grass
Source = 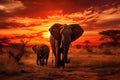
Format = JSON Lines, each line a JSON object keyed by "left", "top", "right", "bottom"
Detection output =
{"left": 0, "top": 46, "right": 120, "bottom": 80}
{"left": 69, "top": 46, "right": 120, "bottom": 67}
{"left": 0, "top": 54, "right": 20, "bottom": 74}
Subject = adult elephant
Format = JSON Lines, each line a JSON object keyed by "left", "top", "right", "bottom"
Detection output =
{"left": 49, "top": 23, "right": 84, "bottom": 68}
{"left": 32, "top": 44, "right": 50, "bottom": 66}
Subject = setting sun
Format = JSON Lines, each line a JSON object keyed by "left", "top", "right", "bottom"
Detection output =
{"left": 42, "top": 31, "right": 51, "bottom": 38}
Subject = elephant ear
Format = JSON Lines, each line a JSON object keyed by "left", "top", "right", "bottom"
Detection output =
{"left": 32, "top": 45, "right": 37, "bottom": 53}
{"left": 69, "top": 24, "right": 84, "bottom": 41}
{"left": 49, "top": 23, "right": 62, "bottom": 41}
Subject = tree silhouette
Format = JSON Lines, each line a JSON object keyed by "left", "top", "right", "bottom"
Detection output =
{"left": 8, "top": 40, "right": 30, "bottom": 64}
{"left": 99, "top": 30, "right": 120, "bottom": 43}
{"left": 75, "top": 44, "right": 81, "bottom": 49}
{"left": 0, "top": 38, "right": 10, "bottom": 53}
{"left": 84, "top": 40, "right": 93, "bottom": 52}
{"left": 84, "top": 40, "right": 90, "bottom": 47}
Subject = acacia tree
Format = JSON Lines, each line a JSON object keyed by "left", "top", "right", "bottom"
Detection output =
{"left": 8, "top": 40, "right": 30, "bottom": 64}
{"left": 99, "top": 30, "right": 120, "bottom": 44}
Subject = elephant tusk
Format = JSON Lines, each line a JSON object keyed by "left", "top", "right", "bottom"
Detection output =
{"left": 60, "top": 41, "right": 62, "bottom": 48}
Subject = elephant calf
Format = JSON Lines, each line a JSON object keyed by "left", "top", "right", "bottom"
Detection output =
{"left": 32, "top": 44, "right": 50, "bottom": 66}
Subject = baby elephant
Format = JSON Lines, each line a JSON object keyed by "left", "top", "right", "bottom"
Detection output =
{"left": 32, "top": 44, "right": 50, "bottom": 66}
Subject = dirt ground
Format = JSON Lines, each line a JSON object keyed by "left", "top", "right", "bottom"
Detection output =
{"left": 0, "top": 48, "right": 120, "bottom": 80}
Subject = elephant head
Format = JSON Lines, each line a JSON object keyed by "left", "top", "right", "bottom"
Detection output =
{"left": 49, "top": 23, "right": 83, "bottom": 42}
{"left": 49, "top": 23, "right": 84, "bottom": 68}
{"left": 32, "top": 45, "right": 37, "bottom": 53}
{"left": 32, "top": 45, "right": 43, "bottom": 58}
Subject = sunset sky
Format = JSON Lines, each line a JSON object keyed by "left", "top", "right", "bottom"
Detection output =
{"left": 0, "top": 0, "right": 120, "bottom": 46}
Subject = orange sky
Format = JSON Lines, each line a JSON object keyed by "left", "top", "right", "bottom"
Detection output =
{"left": 0, "top": 0, "right": 120, "bottom": 46}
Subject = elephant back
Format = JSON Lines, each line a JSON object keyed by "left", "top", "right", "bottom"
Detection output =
{"left": 40, "top": 44, "right": 49, "bottom": 52}
{"left": 69, "top": 24, "right": 84, "bottom": 41}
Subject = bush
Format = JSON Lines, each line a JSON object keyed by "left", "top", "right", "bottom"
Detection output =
{"left": 0, "top": 53, "right": 20, "bottom": 74}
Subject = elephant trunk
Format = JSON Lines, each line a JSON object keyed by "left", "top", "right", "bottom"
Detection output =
{"left": 63, "top": 43, "right": 70, "bottom": 64}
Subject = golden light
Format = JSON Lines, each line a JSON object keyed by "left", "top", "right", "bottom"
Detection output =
{"left": 42, "top": 31, "right": 50, "bottom": 38}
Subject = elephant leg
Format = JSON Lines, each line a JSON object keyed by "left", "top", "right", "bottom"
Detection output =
{"left": 40, "top": 58, "right": 44, "bottom": 65}
{"left": 64, "top": 45, "right": 70, "bottom": 64}
{"left": 36, "top": 59, "right": 39, "bottom": 65}
{"left": 43, "top": 59, "right": 45, "bottom": 65}
{"left": 55, "top": 41, "right": 61, "bottom": 68}
{"left": 36, "top": 55, "right": 39, "bottom": 65}
{"left": 50, "top": 35, "right": 56, "bottom": 58}
{"left": 40, "top": 58, "right": 43, "bottom": 65}
{"left": 61, "top": 53, "right": 65, "bottom": 68}
{"left": 46, "top": 58, "right": 48, "bottom": 65}
{"left": 65, "top": 54, "right": 70, "bottom": 63}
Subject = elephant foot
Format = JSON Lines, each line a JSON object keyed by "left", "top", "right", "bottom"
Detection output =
{"left": 36, "top": 62, "right": 39, "bottom": 65}
{"left": 40, "top": 62, "right": 44, "bottom": 66}
{"left": 55, "top": 64, "right": 61, "bottom": 68}
{"left": 40, "top": 64, "right": 44, "bottom": 66}
{"left": 65, "top": 58, "right": 70, "bottom": 64}
{"left": 55, "top": 62, "right": 61, "bottom": 68}
{"left": 55, "top": 61, "right": 65, "bottom": 68}
{"left": 60, "top": 61, "right": 65, "bottom": 68}
{"left": 61, "top": 63, "right": 65, "bottom": 68}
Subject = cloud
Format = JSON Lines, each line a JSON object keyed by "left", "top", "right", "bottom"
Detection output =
{"left": 0, "top": 31, "right": 42, "bottom": 40}
{"left": 91, "top": 5, "right": 120, "bottom": 30}
{"left": 0, "top": 0, "right": 119, "bottom": 45}
{"left": 0, "top": 0, "right": 120, "bottom": 32}
{"left": 0, "top": 17, "right": 42, "bottom": 29}
{"left": 1, "top": 31, "right": 48, "bottom": 44}
{"left": 63, "top": 3, "right": 120, "bottom": 31}
{"left": 0, "top": 22, "right": 28, "bottom": 29}
{"left": 16, "top": 0, "right": 120, "bottom": 17}
{"left": 0, "top": 0, "right": 26, "bottom": 29}
{"left": 95, "top": 7, "right": 120, "bottom": 24}
{"left": 0, "top": 0, "right": 25, "bottom": 13}
{"left": 1, "top": 0, "right": 120, "bottom": 18}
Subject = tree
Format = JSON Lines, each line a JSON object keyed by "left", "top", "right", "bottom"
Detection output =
{"left": 84, "top": 40, "right": 90, "bottom": 47}
{"left": 84, "top": 40, "right": 93, "bottom": 52}
{"left": 8, "top": 40, "right": 30, "bottom": 64}
{"left": 99, "top": 30, "right": 120, "bottom": 43}
{"left": 75, "top": 44, "right": 81, "bottom": 49}
{"left": 0, "top": 37, "right": 10, "bottom": 52}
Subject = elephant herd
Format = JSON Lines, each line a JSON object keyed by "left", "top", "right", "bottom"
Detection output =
{"left": 32, "top": 23, "right": 84, "bottom": 68}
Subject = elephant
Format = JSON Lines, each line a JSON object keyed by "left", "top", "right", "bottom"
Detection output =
{"left": 32, "top": 44, "right": 50, "bottom": 66}
{"left": 49, "top": 23, "right": 84, "bottom": 68}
